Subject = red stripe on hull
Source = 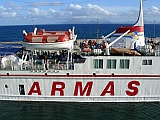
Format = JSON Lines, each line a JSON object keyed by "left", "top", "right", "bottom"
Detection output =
{"left": 0, "top": 74, "right": 160, "bottom": 78}
{"left": 115, "top": 26, "right": 144, "bottom": 33}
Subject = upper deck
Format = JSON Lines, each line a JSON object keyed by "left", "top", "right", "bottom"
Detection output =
{"left": 0, "top": 39, "right": 160, "bottom": 75}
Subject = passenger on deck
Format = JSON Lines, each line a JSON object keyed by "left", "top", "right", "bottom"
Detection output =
{"left": 43, "top": 55, "right": 48, "bottom": 70}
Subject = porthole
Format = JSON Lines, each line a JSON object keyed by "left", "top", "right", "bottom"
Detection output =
{"left": 5, "top": 85, "right": 8, "bottom": 88}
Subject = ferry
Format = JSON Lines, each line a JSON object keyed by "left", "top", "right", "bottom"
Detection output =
{"left": 0, "top": 0, "right": 160, "bottom": 102}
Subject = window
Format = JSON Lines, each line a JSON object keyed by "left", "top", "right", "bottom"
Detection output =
{"left": 107, "top": 59, "right": 116, "bottom": 69}
{"left": 93, "top": 59, "right": 103, "bottom": 69}
{"left": 142, "top": 59, "right": 152, "bottom": 65}
{"left": 19, "top": 85, "right": 25, "bottom": 95}
{"left": 120, "top": 59, "right": 130, "bottom": 69}
{"left": 5, "top": 85, "right": 8, "bottom": 88}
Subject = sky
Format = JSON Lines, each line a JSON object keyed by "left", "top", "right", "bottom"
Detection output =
{"left": 0, "top": 0, "right": 160, "bottom": 25}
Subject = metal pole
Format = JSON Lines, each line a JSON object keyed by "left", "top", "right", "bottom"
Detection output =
{"left": 32, "top": 20, "right": 35, "bottom": 29}
{"left": 97, "top": 19, "right": 99, "bottom": 40}
{"left": 154, "top": 20, "right": 156, "bottom": 38}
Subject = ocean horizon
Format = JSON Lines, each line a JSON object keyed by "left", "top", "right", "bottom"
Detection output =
{"left": 0, "top": 24, "right": 160, "bottom": 42}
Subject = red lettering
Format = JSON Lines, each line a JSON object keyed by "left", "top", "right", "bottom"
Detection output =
{"left": 126, "top": 81, "right": 140, "bottom": 96}
{"left": 28, "top": 82, "right": 41, "bottom": 95}
{"left": 100, "top": 81, "right": 114, "bottom": 96}
{"left": 74, "top": 82, "right": 93, "bottom": 96}
{"left": 51, "top": 82, "right": 65, "bottom": 96}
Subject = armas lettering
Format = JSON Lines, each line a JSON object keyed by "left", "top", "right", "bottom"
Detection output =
{"left": 51, "top": 82, "right": 65, "bottom": 96}
{"left": 74, "top": 81, "right": 93, "bottom": 96}
{"left": 125, "top": 81, "right": 140, "bottom": 96}
{"left": 100, "top": 81, "right": 114, "bottom": 96}
{"left": 28, "top": 82, "right": 41, "bottom": 95}
{"left": 28, "top": 81, "right": 140, "bottom": 96}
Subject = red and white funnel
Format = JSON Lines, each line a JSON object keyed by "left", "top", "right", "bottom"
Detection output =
{"left": 110, "top": 0, "right": 145, "bottom": 49}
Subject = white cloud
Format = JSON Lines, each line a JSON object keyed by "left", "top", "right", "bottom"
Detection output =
{"left": 151, "top": 6, "right": 160, "bottom": 14}
{"left": 27, "top": 8, "right": 57, "bottom": 18}
{"left": 152, "top": 6, "right": 159, "bottom": 11}
{"left": 117, "top": 8, "right": 139, "bottom": 20}
{"left": 0, "top": 2, "right": 160, "bottom": 25}
{"left": 27, "top": 8, "right": 44, "bottom": 17}
{"left": 87, "top": 4, "right": 116, "bottom": 16}
{"left": 4, "top": 2, "right": 22, "bottom": 10}
{"left": 65, "top": 4, "right": 117, "bottom": 20}
{"left": 0, "top": 6, "right": 6, "bottom": 11}
{"left": 68, "top": 4, "right": 82, "bottom": 10}
{"left": 0, "top": 6, "right": 20, "bottom": 18}
{"left": 147, "top": 6, "right": 160, "bottom": 14}
{"left": 32, "top": 1, "right": 62, "bottom": 6}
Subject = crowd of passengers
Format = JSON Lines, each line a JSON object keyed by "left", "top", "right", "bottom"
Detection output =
{"left": 32, "top": 50, "right": 83, "bottom": 64}
{"left": 78, "top": 39, "right": 160, "bottom": 52}
{"left": 35, "top": 50, "right": 67, "bottom": 62}
{"left": 78, "top": 39, "right": 107, "bottom": 52}
{"left": 145, "top": 38, "right": 160, "bottom": 50}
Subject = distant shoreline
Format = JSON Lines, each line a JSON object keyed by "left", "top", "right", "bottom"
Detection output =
{"left": 0, "top": 23, "right": 159, "bottom": 27}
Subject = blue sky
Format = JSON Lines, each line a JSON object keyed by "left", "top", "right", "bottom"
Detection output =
{"left": 0, "top": 0, "right": 160, "bottom": 25}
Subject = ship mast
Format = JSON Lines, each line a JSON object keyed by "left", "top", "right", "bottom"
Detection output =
{"left": 134, "top": 0, "right": 145, "bottom": 26}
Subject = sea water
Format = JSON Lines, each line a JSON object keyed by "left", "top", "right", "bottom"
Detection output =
{"left": 0, "top": 101, "right": 159, "bottom": 120}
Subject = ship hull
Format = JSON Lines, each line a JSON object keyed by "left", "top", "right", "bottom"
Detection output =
{"left": 0, "top": 74, "right": 160, "bottom": 102}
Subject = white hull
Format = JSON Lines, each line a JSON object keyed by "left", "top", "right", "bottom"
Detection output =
{"left": 0, "top": 74, "right": 160, "bottom": 102}
{"left": 23, "top": 40, "right": 75, "bottom": 50}
{"left": 1, "top": 96, "right": 159, "bottom": 102}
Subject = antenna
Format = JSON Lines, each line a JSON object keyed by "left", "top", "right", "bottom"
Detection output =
{"left": 97, "top": 19, "right": 99, "bottom": 40}
{"left": 32, "top": 20, "right": 35, "bottom": 29}
{"left": 154, "top": 20, "right": 156, "bottom": 38}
